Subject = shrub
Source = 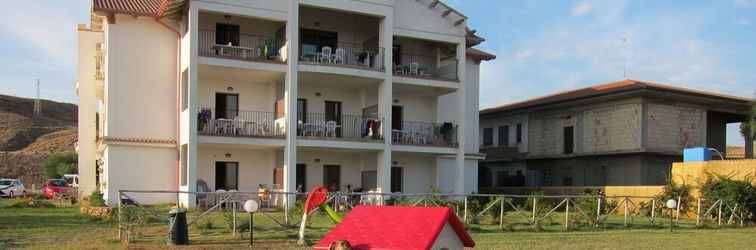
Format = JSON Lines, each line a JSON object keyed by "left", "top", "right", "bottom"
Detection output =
{"left": 9, "top": 197, "right": 55, "bottom": 208}
{"left": 653, "top": 180, "right": 693, "bottom": 216}
{"left": 89, "top": 191, "right": 106, "bottom": 207}
{"left": 43, "top": 151, "right": 78, "bottom": 178}
{"left": 700, "top": 173, "right": 756, "bottom": 222}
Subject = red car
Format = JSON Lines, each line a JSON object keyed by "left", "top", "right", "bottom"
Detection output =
{"left": 42, "top": 179, "right": 71, "bottom": 199}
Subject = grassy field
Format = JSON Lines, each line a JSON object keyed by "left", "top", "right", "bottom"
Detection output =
{"left": 1, "top": 199, "right": 755, "bottom": 249}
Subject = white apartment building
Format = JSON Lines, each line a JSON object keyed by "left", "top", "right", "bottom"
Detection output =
{"left": 76, "top": 0, "right": 494, "bottom": 207}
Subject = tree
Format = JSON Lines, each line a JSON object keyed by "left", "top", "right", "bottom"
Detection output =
{"left": 44, "top": 151, "right": 78, "bottom": 178}
{"left": 740, "top": 93, "right": 756, "bottom": 157}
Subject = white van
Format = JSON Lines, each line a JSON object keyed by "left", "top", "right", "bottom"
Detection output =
{"left": 63, "top": 174, "right": 79, "bottom": 188}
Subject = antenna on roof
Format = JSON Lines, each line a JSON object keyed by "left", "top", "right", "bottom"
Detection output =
{"left": 619, "top": 37, "right": 630, "bottom": 79}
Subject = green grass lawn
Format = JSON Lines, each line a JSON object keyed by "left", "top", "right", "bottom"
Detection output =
{"left": 1, "top": 199, "right": 755, "bottom": 249}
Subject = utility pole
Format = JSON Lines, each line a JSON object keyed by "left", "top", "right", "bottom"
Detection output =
{"left": 33, "top": 79, "right": 42, "bottom": 116}
{"left": 619, "top": 37, "right": 629, "bottom": 79}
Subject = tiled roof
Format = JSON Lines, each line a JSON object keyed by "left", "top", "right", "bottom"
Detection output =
{"left": 481, "top": 79, "right": 753, "bottom": 115}
{"left": 314, "top": 206, "right": 474, "bottom": 249}
{"left": 467, "top": 48, "right": 496, "bottom": 62}
{"left": 92, "top": 0, "right": 169, "bottom": 17}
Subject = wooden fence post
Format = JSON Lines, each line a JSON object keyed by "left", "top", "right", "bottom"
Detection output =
{"left": 718, "top": 200, "right": 723, "bottom": 226}
{"left": 463, "top": 196, "right": 468, "bottom": 224}
{"left": 531, "top": 197, "right": 537, "bottom": 224}
{"left": 499, "top": 197, "right": 505, "bottom": 229}
{"left": 623, "top": 197, "right": 629, "bottom": 227}
{"left": 564, "top": 198, "right": 570, "bottom": 230}
{"left": 696, "top": 198, "right": 702, "bottom": 226}
{"left": 651, "top": 199, "right": 656, "bottom": 224}
{"left": 675, "top": 196, "right": 681, "bottom": 223}
{"left": 596, "top": 197, "right": 601, "bottom": 226}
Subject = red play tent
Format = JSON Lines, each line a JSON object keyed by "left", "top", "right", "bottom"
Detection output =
{"left": 314, "top": 206, "right": 475, "bottom": 250}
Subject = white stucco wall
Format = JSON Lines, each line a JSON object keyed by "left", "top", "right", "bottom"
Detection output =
{"left": 196, "top": 146, "right": 279, "bottom": 191}
{"left": 393, "top": 92, "right": 437, "bottom": 123}
{"left": 392, "top": 152, "right": 436, "bottom": 193}
{"left": 105, "top": 15, "right": 177, "bottom": 140}
{"left": 297, "top": 149, "right": 376, "bottom": 191}
{"left": 393, "top": 0, "right": 465, "bottom": 42}
{"left": 197, "top": 75, "right": 277, "bottom": 112}
{"left": 103, "top": 145, "right": 176, "bottom": 205}
{"left": 77, "top": 27, "right": 103, "bottom": 196}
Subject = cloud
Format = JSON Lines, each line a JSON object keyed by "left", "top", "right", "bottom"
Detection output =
{"left": 571, "top": 2, "right": 593, "bottom": 16}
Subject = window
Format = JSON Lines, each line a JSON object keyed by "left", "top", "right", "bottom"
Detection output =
{"left": 296, "top": 164, "right": 307, "bottom": 192}
{"left": 563, "top": 126, "right": 574, "bottom": 154}
{"left": 482, "top": 127, "right": 493, "bottom": 146}
{"left": 324, "top": 165, "right": 341, "bottom": 191}
{"left": 361, "top": 170, "right": 377, "bottom": 190}
{"left": 516, "top": 123, "right": 523, "bottom": 143}
{"left": 325, "top": 101, "right": 343, "bottom": 137}
{"left": 478, "top": 166, "right": 493, "bottom": 188}
{"left": 215, "top": 93, "right": 238, "bottom": 119}
{"left": 391, "top": 167, "right": 403, "bottom": 192}
{"left": 392, "top": 106, "right": 403, "bottom": 130}
{"left": 300, "top": 29, "right": 338, "bottom": 56}
{"left": 215, "top": 162, "right": 239, "bottom": 190}
{"left": 215, "top": 23, "right": 240, "bottom": 46}
{"left": 498, "top": 125, "right": 509, "bottom": 146}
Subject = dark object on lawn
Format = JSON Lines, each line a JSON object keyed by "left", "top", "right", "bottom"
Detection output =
{"left": 168, "top": 208, "right": 189, "bottom": 245}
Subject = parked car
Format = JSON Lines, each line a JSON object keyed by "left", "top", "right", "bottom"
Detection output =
{"left": 63, "top": 174, "right": 79, "bottom": 188}
{"left": 0, "top": 179, "right": 25, "bottom": 197}
{"left": 42, "top": 179, "right": 71, "bottom": 199}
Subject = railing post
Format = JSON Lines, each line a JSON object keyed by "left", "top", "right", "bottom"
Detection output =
{"left": 117, "top": 190, "right": 122, "bottom": 241}
{"left": 623, "top": 197, "right": 629, "bottom": 227}
{"left": 499, "top": 197, "right": 505, "bottom": 229}
{"left": 596, "top": 196, "right": 601, "bottom": 226}
{"left": 531, "top": 196, "right": 537, "bottom": 224}
{"left": 233, "top": 202, "right": 237, "bottom": 237}
{"left": 675, "top": 196, "right": 681, "bottom": 223}
{"left": 463, "top": 196, "right": 468, "bottom": 224}
{"left": 564, "top": 198, "right": 570, "bottom": 230}
{"left": 718, "top": 199, "right": 723, "bottom": 226}
{"left": 651, "top": 199, "right": 656, "bottom": 224}
{"left": 696, "top": 198, "right": 702, "bottom": 226}
{"left": 284, "top": 193, "right": 290, "bottom": 226}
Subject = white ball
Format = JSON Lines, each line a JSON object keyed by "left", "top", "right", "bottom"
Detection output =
{"left": 244, "top": 200, "right": 259, "bottom": 212}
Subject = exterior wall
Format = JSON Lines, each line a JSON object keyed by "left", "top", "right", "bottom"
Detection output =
{"left": 299, "top": 7, "right": 380, "bottom": 45}
{"left": 646, "top": 102, "right": 706, "bottom": 153}
{"left": 392, "top": 153, "right": 436, "bottom": 193}
{"left": 196, "top": 147, "right": 279, "bottom": 191}
{"left": 479, "top": 114, "right": 528, "bottom": 152}
{"left": 525, "top": 155, "right": 671, "bottom": 186}
{"left": 298, "top": 83, "right": 371, "bottom": 116}
{"left": 393, "top": 92, "right": 437, "bottom": 122}
{"left": 393, "top": 0, "right": 465, "bottom": 42}
{"left": 198, "top": 11, "right": 283, "bottom": 38}
{"left": 103, "top": 145, "right": 176, "bottom": 205}
{"left": 297, "top": 149, "right": 376, "bottom": 192}
{"left": 77, "top": 27, "right": 103, "bottom": 196}
{"left": 528, "top": 99, "right": 642, "bottom": 156}
{"left": 105, "top": 16, "right": 177, "bottom": 140}
{"left": 672, "top": 159, "right": 756, "bottom": 197}
{"left": 197, "top": 75, "right": 277, "bottom": 112}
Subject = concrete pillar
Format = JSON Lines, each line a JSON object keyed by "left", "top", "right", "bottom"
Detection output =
{"left": 454, "top": 41, "right": 467, "bottom": 194}
{"left": 283, "top": 0, "right": 300, "bottom": 207}
{"left": 376, "top": 15, "right": 393, "bottom": 194}
{"left": 181, "top": 5, "right": 200, "bottom": 208}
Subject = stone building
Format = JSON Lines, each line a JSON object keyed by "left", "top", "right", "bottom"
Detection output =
{"left": 478, "top": 80, "right": 752, "bottom": 193}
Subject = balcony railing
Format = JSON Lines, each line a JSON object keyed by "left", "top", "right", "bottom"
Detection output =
{"left": 197, "top": 107, "right": 284, "bottom": 138}
{"left": 297, "top": 112, "right": 383, "bottom": 141}
{"left": 392, "top": 121, "right": 457, "bottom": 147}
{"left": 199, "top": 29, "right": 287, "bottom": 63}
{"left": 393, "top": 54, "right": 458, "bottom": 81}
{"left": 299, "top": 42, "right": 385, "bottom": 71}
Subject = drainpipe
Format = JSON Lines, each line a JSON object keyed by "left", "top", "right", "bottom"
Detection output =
{"left": 154, "top": 14, "right": 181, "bottom": 193}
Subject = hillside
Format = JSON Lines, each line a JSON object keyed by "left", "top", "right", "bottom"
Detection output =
{"left": 0, "top": 94, "right": 77, "bottom": 186}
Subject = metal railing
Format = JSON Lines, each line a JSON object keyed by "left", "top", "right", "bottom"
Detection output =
{"left": 299, "top": 42, "right": 385, "bottom": 71}
{"left": 197, "top": 107, "right": 284, "bottom": 138}
{"left": 392, "top": 121, "right": 457, "bottom": 147}
{"left": 199, "top": 29, "right": 287, "bottom": 63}
{"left": 393, "top": 54, "right": 458, "bottom": 81}
{"left": 297, "top": 112, "right": 383, "bottom": 141}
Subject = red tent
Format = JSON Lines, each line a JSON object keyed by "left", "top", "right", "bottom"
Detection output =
{"left": 314, "top": 206, "right": 475, "bottom": 250}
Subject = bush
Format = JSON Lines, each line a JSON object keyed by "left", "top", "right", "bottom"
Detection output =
{"left": 89, "top": 191, "right": 106, "bottom": 207}
{"left": 9, "top": 197, "right": 55, "bottom": 208}
{"left": 653, "top": 180, "right": 693, "bottom": 216}
{"left": 43, "top": 151, "right": 78, "bottom": 179}
{"left": 700, "top": 174, "right": 756, "bottom": 222}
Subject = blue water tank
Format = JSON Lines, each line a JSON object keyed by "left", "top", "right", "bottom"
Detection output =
{"left": 683, "top": 147, "right": 711, "bottom": 162}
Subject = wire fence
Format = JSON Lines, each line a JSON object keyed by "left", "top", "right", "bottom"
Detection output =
{"left": 116, "top": 190, "right": 752, "bottom": 246}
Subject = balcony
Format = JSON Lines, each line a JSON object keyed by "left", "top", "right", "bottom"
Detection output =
{"left": 393, "top": 36, "right": 459, "bottom": 82}
{"left": 197, "top": 107, "right": 284, "bottom": 138}
{"left": 392, "top": 121, "right": 457, "bottom": 147}
{"left": 299, "top": 42, "right": 385, "bottom": 71}
{"left": 297, "top": 112, "right": 383, "bottom": 142}
{"left": 199, "top": 29, "right": 287, "bottom": 64}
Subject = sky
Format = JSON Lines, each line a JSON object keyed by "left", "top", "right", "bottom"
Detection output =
{"left": 0, "top": 0, "right": 753, "bottom": 145}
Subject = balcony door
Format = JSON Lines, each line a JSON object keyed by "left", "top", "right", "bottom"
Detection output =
{"left": 215, "top": 93, "right": 238, "bottom": 119}
{"left": 325, "top": 101, "right": 342, "bottom": 137}
{"left": 392, "top": 106, "right": 403, "bottom": 130}
{"left": 324, "top": 165, "right": 341, "bottom": 191}
{"left": 300, "top": 29, "right": 337, "bottom": 58}
{"left": 216, "top": 23, "right": 240, "bottom": 46}
{"left": 215, "top": 161, "right": 238, "bottom": 191}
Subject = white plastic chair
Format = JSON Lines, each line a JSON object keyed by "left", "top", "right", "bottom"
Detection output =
{"left": 316, "top": 120, "right": 327, "bottom": 136}
{"left": 325, "top": 121, "right": 338, "bottom": 137}
{"left": 319, "top": 46, "right": 332, "bottom": 63}
{"left": 410, "top": 62, "right": 420, "bottom": 75}
{"left": 334, "top": 48, "right": 346, "bottom": 64}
